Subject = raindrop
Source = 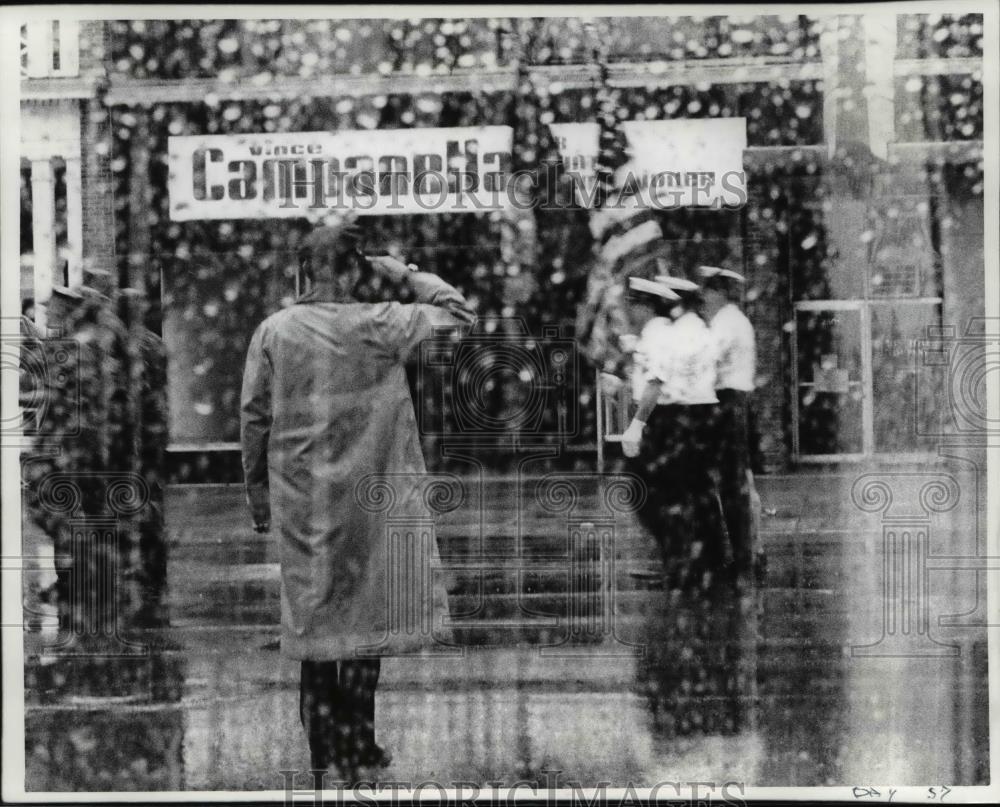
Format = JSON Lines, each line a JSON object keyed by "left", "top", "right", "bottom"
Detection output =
{"left": 416, "top": 96, "right": 441, "bottom": 113}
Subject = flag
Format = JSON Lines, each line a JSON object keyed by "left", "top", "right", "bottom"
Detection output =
{"left": 576, "top": 70, "right": 664, "bottom": 374}
{"left": 505, "top": 36, "right": 587, "bottom": 331}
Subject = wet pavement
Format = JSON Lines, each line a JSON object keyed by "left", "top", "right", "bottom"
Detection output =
{"left": 21, "top": 466, "right": 991, "bottom": 791}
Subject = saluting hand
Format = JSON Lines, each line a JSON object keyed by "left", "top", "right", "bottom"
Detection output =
{"left": 368, "top": 255, "right": 418, "bottom": 282}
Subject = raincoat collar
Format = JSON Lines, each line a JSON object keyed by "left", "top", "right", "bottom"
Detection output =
{"left": 296, "top": 286, "right": 357, "bottom": 305}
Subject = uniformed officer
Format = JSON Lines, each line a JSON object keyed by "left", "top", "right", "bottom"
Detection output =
{"left": 598, "top": 277, "right": 675, "bottom": 433}
{"left": 698, "top": 265, "right": 757, "bottom": 583}
{"left": 622, "top": 274, "right": 730, "bottom": 589}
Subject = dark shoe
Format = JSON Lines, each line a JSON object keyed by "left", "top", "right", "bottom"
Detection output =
{"left": 753, "top": 551, "right": 767, "bottom": 587}
{"left": 361, "top": 744, "right": 392, "bottom": 769}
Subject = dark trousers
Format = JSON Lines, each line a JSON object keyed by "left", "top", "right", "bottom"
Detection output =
{"left": 715, "top": 389, "right": 754, "bottom": 575}
{"left": 630, "top": 404, "right": 731, "bottom": 591}
{"left": 299, "top": 659, "right": 381, "bottom": 775}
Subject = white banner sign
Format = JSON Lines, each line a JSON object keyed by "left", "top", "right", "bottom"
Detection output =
{"left": 549, "top": 118, "right": 747, "bottom": 209}
{"left": 167, "top": 126, "right": 513, "bottom": 220}
{"left": 168, "top": 119, "right": 747, "bottom": 220}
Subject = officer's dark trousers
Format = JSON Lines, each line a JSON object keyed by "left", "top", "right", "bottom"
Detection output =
{"left": 630, "top": 404, "right": 731, "bottom": 589}
{"left": 629, "top": 405, "right": 754, "bottom": 741}
{"left": 300, "top": 659, "right": 381, "bottom": 775}
{"left": 715, "top": 388, "right": 754, "bottom": 575}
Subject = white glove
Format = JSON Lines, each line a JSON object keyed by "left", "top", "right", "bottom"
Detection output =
{"left": 622, "top": 418, "right": 645, "bottom": 458}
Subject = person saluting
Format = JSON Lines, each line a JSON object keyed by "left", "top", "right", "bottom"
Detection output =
{"left": 240, "top": 213, "right": 475, "bottom": 779}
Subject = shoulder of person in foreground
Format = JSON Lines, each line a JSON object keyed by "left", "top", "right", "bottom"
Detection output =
{"left": 246, "top": 303, "right": 305, "bottom": 348}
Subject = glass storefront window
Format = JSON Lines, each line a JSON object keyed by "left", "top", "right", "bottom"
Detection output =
{"left": 870, "top": 301, "right": 943, "bottom": 453}
{"left": 794, "top": 306, "right": 866, "bottom": 457}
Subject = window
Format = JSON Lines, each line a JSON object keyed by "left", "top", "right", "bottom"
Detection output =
{"left": 21, "top": 20, "right": 79, "bottom": 78}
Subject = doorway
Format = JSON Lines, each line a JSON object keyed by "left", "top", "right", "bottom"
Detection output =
{"left": 793, "top": 298, "right": 943, "bottom": 461}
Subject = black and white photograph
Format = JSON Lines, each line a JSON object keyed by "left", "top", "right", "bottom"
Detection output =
{"left": 1, "top": 3, "right": 997, "bottom": 802}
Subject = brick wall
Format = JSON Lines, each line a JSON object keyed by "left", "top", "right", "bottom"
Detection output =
{"left": 744, "top": 170, "right": 794, "bottom": 472}
{"left": 77, "top": 21, "right": 116, "bottom": 287}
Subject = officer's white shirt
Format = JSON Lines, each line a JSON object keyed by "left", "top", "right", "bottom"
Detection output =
{"left": 636, "top": 311, "right": 719, "bottom": 406}
{"left": 631, "top": 316, "right": 673, "bottom": 405}
{"left": 657, "top": 311, "right": 719, "bottom": 405}
{"left": 709, "top": 303, "right": 756, "bottom": 392}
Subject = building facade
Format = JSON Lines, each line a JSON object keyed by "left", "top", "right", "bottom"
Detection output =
{"left": 19, "top": 13, "right": 986, "bottom": 472}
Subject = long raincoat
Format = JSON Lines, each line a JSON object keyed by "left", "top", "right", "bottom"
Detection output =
{"left": 240, "top": 273, "right": 475, "bottom": 660}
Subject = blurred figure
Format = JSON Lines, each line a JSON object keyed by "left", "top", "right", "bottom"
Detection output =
{"left": 622, "top": 274, "right": 751, "bottom": 752}
{"left": 699, "top": 266, "right": 760, "bottom": 585}
{"left": 240, "top": 215, "right": 475, "bottom": 781}
{"left": 21, "top": 296, "right": 37, "bottom": 324}
{"left": 608, "top": 277, "right": 676, "bottom": 549}
{"left": 18, "top": 297, "right": 43, "bottom": 425}
{"left": 117, "top": 288, "right": 171, "bottom": 625}
{"left": 622, "top": 274, "right": 730, "bottom": 585}
{"left": 23, "top": 284, "right": 175, "bottom": 666}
